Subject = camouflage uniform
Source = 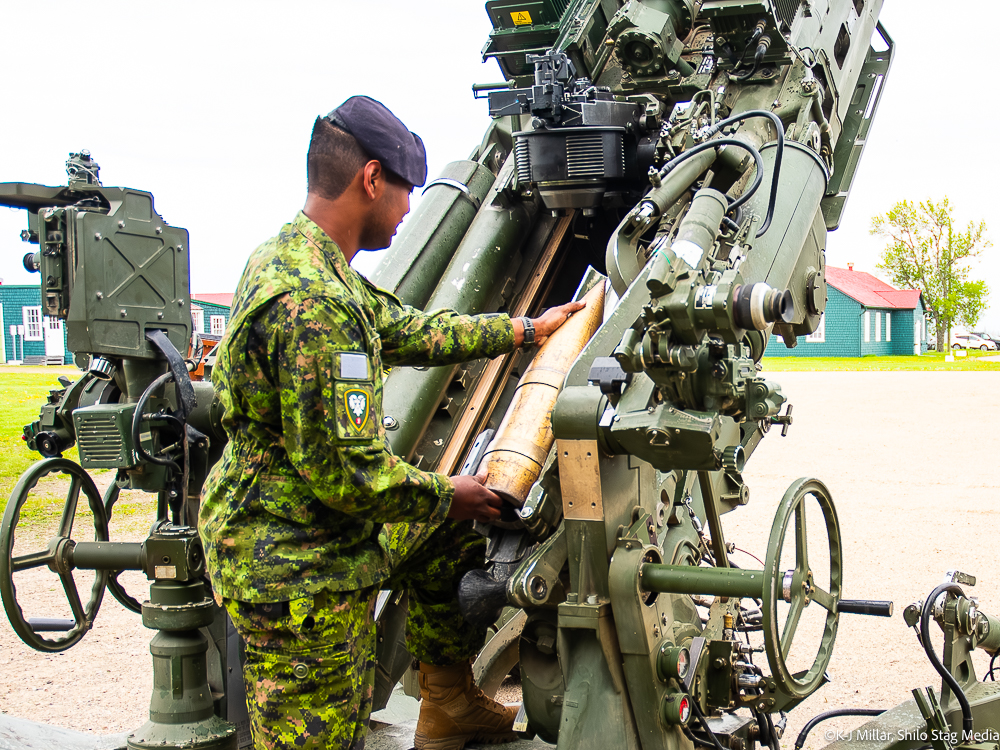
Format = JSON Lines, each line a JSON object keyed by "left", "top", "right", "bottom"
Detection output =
{"left": 200, "top": 211, "right": 515, "bottom": 749}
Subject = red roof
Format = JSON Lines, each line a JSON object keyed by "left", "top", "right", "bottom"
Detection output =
{"left": 825, "top": 266, "right": 923, "bottom": 309}
{"left": 192, "top": 293, "right": 234, "bottom": 308}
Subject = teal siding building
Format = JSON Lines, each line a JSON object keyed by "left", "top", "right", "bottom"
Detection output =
{"left": 0, "top": 285, "right": 72, "bottom": 365}
{"left": 766, "top": 266, "right": 929, "bottom": 357}
{"left": 1, "top": 286, "right": 232, "bottom": 365}
{"left": 191, "top": 293, "right": 234, "bottom": 339}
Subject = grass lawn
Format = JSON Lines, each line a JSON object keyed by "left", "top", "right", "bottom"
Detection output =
{"left": 0, "top": 366, "right": 82, "bottom": 510}
{"left": 761, "top": 350, "right": 1000, "bottom": 371}
{"left": 0, "top": 366, "right": 158, "bottom": 528}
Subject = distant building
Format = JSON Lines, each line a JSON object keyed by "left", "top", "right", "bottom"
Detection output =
{"left": 766, "top": 265, "right": 930, "bottom": 357}
{"left": 191, "top": 293, "right": 234, "bottom": 338}
{"left": 0, "top": 285, "right": 72, "bottom": 365}
{"left": 0, "top": 285, "right": 233, "bottom": 365}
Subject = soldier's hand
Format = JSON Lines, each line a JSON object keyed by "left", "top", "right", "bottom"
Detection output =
{"left": 531, "top": 300, "right": 586, "bottom": 345}
{"left": 448, "top": 469, "right": 503, "bottom": 523}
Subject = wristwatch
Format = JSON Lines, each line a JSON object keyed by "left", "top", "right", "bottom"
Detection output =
{"left": 519, "top": 317, "right": 535, "bottom": 346}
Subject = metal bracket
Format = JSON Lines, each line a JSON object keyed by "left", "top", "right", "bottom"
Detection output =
{"left": 422, "top": 178, "right": 482, "bottom": 211}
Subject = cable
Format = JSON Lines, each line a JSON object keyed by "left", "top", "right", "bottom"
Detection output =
{"left": 657, "top": 137, "right": 765, "bottom": 214}
{"left": 733, "top": 545, "right": 765, "bottom": 567}
{"left": 705, "top": 110, "right": 785, "bottom": 237}
{"left": 765, "top": 712, "right": 781, "bottom": 750}
{"left": 920, "top": 583, "right": 974, "bottom": 735}
{"left": 794, "top": 709, "right": 886, "bottom": 750}
{"left": 688, "top": 696, "right": 729, "bottom": 750}
{"left": 987, "top": 652, "right": 999, "bottom": 681}
{"left": 683, "top": 725, "right": 717, "bottom": 748}
{"left": 131, "top": 372, "right": 182, "bottom": 474}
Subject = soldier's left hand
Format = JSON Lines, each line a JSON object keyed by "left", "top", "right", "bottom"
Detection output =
{"left": 531, "top": 300, "right": 586, "bottom": 346}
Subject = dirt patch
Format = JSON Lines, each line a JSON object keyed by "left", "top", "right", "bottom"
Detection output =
{"left": 0, "top": 471, "right": 157, "bottom": 734}
{"left": 1, "top": 371, "right": 998, "bottom": 747}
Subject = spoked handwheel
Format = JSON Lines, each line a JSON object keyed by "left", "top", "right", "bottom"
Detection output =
{"left": 0, "top": 458, "right": 110, "bottom": 652}
{"left": 102, "top": 478, "right": 142, "bottom": 614}
{"left": 761, "top": 477, "right": 842, "bottom": 701}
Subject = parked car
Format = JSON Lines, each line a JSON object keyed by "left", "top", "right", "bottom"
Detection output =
{"left": 972, "top": 331, "right": 1000, "bottom": 348}
{"left": 951, "top": 333, "right": 998, "bottom": 350}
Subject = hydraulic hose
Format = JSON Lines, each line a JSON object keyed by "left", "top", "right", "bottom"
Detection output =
{"left": 921, "top": 583, "right": 974, "bottom": 736}
{"left": 705, "top": 110, "right": 785, "bottom": 237}
{"left": 794, "top": 709, "right": 886, "bottom": 750}
{"left": 688, "top": 697, "right": 729, "bottom": 750}
{"left": 131, "top": 372, "right": 182, "bottom": 474}
{"left": 657, "top": 138, "right": 765, "bottom": 214}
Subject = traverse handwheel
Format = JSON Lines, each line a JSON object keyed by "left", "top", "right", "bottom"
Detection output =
{"left": 0, "top": 458, "right": 110, "bottom": 652}
{"left": 761, "top": 477, "right": 842, "bottom": 700}
{"left": 102, "top": 479, "right": 142, "bottom": 614}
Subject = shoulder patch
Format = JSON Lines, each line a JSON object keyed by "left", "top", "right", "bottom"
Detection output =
{"left": 344, "top": 388, "right": 371, "bottom": 432}
{"left": 339, "top": 352, "right": 370, "bottom": 380}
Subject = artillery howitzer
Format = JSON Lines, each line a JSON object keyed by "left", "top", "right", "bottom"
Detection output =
{"left": 6, "top": 2, "right": 1000, "bottom": 750}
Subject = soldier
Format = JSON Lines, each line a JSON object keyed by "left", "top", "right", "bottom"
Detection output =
{"left": 199, "top": 95, "right": 584, "bottom": 750}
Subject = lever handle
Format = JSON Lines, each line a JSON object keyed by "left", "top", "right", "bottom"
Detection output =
{"left": 837, "top": 600, "right": 893, "bottom": 617}
{"left": 28, "top": 617, "right": 77, "bottom": 632}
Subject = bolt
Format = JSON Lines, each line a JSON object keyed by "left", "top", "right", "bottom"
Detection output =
{"left": 96, "top": 292, "right": 103, "bottom": 300}
{"left": 120, "top": 309, "right": 127, "bottom": 317}
{"left": 118, "top": 221, "right": 125, "bottom": 228}
{"left": 157, "top": 312, "right": 164, "bottom": 319}
{"left": 94, "top": 233, "right": 102, "bottom": 240}
{"left": 520, "top": 505, "right": 534, "bottom": 518}
{"left": 382, "top": 415, "right": 399, "bottom": 431}
{"left": 156, "top": 227, "right": 163, "bottom": 234}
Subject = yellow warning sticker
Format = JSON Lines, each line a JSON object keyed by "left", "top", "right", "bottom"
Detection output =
{"left": 511, "top": 10, "right": 533, "bottom": 25}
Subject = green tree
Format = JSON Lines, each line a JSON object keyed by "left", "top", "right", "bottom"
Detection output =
{"left": 870, "top": 197, "right": 991, "bottom": 352}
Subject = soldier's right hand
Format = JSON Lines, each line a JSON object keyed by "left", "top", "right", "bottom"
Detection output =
{"left": 448, "top": 469, "right": 503, "bottom": 523}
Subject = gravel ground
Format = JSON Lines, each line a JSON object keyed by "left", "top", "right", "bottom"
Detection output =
{"left": 1, "top": 371, "right": 998, "bottom": 748}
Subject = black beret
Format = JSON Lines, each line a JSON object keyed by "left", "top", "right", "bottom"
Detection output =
{"left": 324, "top": 96, "right": 427, "bottom": 187}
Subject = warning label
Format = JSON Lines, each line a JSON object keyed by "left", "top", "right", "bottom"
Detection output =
{"left": 510, "top": 10, "right": 533, "bottom": 25}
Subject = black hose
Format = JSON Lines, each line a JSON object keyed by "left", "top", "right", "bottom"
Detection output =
{"left": 688, "top": 697, "right": 729, "bottom": 750}
{"left": 764, "top": 711, "right": 781, "bottom": 750}
{"left": 131, "top": 372, "right": 182, "bottom": 474}
{"left": 732, "top": 58, "right": 761, "bottom": 81}
{"left": 683, "top": 725, "right": 717, "bottom": 748}
{"left": 794, "top": 709, "right": 886, "bottom": 750}
{"left": 920, "top": 583, "right": 974, "bottom": 736}
{"left": 706, "top": 110, "right": 785, "bottom": 238}
{"left": 658, "top": 137, "right": 765, "bottom": 213}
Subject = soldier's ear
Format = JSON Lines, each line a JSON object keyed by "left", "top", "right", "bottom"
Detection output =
{"left": 361, "top": 161, "right": 383, "bottom": 201}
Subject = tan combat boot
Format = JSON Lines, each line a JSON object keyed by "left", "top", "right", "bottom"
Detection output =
{"left": 413, "top": 661, "right": 518, "bottom": 750}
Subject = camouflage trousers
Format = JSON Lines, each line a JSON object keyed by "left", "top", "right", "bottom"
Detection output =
{"left": 224, "top": 519, "right": 487, "bottom": 750}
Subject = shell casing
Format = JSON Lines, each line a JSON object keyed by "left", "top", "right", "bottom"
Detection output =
{"left": 483, "top": 282, "right": 606, "bottom": 505}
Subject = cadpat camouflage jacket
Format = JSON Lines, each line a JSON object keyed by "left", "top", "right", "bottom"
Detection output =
{"left": 200, "top": 211, "right": 514, "bottom": 603}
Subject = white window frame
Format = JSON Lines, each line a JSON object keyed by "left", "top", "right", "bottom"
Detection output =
{"left": 875, "top": 312, "right": 882, "bottom": 342}
{"left": 886, "top": 313, "right": 891, "bottom": 342}
{"left": 191, "top": 307, "right": 204, "bottom": 333}
{"left": 863, "top": 311, "right": 870, "bottom": 342}
{"left": 210, "top": 315, "right": 226, "bottom": 335}
{"left": 22, "top": 306, "right": 43, "bottom": 341}
{"left": 805, "top": 312, "right": 826, "bottom": 343}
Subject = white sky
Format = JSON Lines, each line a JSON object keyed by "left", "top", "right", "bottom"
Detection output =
{"left": 1, "top": 1, "right": 997, "bottom": 333}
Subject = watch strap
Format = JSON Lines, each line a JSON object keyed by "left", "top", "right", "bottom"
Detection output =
{"left": 519, "top": 317, "right": 535, "bottom": 346}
